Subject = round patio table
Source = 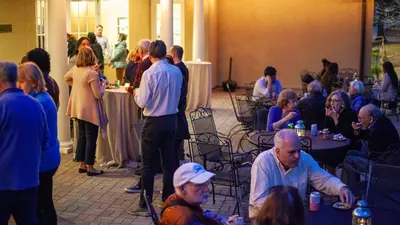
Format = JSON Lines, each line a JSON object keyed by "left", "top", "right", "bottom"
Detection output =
{"left": 250, "top": 130, "right": 350, "bottom": 152}
{"left": 249, "top": 130, "right": 351, "bottom": 163}
{"left": 306, "top": 204, "right": 396, "bottom": 225}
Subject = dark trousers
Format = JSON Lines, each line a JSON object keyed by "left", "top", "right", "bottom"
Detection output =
{"left": 139, "top": 114, "right": 178, "bottom": 208}
{"left": 37, "top": 168, "right": 58, "bottom": 225}
{"left": 76, "top": 119, "right": 99, "bottom": 165}
{"left": 0, "top": 187, "right": 38, "bottom": 225}
{"left": 175, "top": 139, "right": 185, "bottom": 161}
{"left": 341, "top": 150, "right": 369, "bottom": 196}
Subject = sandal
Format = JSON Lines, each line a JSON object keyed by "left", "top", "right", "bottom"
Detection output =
{"left": 87, "top": 170, "right": 104, "bottom": 176}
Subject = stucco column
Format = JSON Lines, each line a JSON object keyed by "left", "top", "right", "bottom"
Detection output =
{"left": 192, "top": 0, "right": 205, "bottom": 61}
{"left": 48, "top": 0, "right": 73, "bottom": 154}
{"left": 160, "top": 0, "right": 173, "bottom": 48}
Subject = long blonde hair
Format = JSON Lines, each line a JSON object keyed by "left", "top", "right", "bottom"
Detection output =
{"left": 18, "top": 62, "right": 46, "bottom": 93}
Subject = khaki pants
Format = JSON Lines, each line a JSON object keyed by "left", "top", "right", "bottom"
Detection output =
{"left": 116, "top": 68, "right": 124, "bottom": 84}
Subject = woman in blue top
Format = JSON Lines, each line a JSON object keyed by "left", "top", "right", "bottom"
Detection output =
{"left": 349, "top": 80, "right": 366, "bottom": 113}
{"left": 267, "top": 89, "right": 300, "bottom": 131}
{"left": 18, "top": 62, "right": 60, "bottom": 225}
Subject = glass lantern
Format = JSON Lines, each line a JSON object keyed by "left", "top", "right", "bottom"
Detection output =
{"left": 295, "top": 120, "right": 305, "bottom": 137}
{"left": 352, "top": 200, "right": 372, "bottom": 225}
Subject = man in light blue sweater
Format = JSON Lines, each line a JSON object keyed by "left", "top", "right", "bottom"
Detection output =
{"left": 0, "top": 61, "right": 49, "bottom": 224}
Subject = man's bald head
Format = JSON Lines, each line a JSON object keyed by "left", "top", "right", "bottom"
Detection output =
{"left": 358, "top": 104, "right": 382, "bottom": 129}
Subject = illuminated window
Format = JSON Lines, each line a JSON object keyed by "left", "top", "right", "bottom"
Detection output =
{"left": 152, "top": 0, "right": 185, "bottom": 47}
{"left": 36, "top": 0, "right": 47, "bottom": 49}
{"left": 70, "top": 0, "right": 97, "bottom": 38}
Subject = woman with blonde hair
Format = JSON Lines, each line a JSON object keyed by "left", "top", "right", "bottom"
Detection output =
{"left": 124, "top": 46, "right": 141, "bottom": 84}
{"left": 65, "top": 46, "right": 108, "bottom": 176}
{"left": 267, "top": 89, "right": 300, "bottom": 131}
{"left": 18, "top": 62, "right": 60, "bottom": 225}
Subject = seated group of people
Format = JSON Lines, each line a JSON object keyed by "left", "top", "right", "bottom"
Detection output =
{"left": 160, "top": 129, "right": 355, "bottom": 225}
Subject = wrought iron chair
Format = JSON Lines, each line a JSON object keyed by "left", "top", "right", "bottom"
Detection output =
{"left": 380, "top": 95, "right": 399, "bottom": 122}
{"left": 300, "top": 70, "right": 317, "bottom": 94}
{"left": 364, "top": 144, "right": 400, "bottom": 206}
{"left": 188, "top": 133, "right": 258, "bottom": 216}
{"left": 257, "top": 133, "right": 275, "bottom": 152}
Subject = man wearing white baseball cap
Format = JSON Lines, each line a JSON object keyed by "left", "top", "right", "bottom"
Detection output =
{"left": 159, "top": 163, "right": 242, "bottom": 225}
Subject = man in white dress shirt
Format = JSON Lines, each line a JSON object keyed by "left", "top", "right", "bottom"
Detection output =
{"left": 127, "top": 40, "right": 183, "bottom": 216}
{"left": 249, "top": 129, "right": 354, "bottom": 219}
{"left": 95, "top": 25, "right": 111, "bottom": 57}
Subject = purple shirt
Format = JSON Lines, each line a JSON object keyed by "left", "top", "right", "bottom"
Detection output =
{"left": 267, "top": 106, "right": 300, "bottom": 131}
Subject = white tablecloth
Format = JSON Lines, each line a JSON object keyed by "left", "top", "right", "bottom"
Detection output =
{"left": 96, "top": 87, "right": 139, "bottom": 168}
{"left": 185, "top": 61, "right": 212, "bottom": 111}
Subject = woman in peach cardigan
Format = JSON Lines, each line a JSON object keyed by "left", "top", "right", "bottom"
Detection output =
{"left": 65, "top": 46, "right": 108, "bottom": 176}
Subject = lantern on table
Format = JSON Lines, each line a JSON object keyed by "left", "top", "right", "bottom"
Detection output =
{"left": 295, "top": 120, "right": 305, "bottom": 137}
{"left": 352, "top": 200, "right": 371, "bottom": 225}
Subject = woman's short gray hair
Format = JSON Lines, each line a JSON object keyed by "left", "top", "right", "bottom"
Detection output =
{"left": 307, "top": 81, "right": 322, "bottom": 94}
{"left": 350, "top": 80, "right": 364, "bottom": 94}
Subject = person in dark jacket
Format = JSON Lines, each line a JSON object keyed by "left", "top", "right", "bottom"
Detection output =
{"left": 321, "top": 62, "right": 339, "bottom": 95}
{"left": 296, "top": 81, "right": 326, "bottom": 130}
{"left": 26, "top": 48, "right": 60, "bottom": 110}
{"left": 325, "top": 90, "right": 358, "bottom": 141}
{"left": 324, "top": 90, "right": 358, "bottom": 173}
{"left": 67, "top": 33, "right": 77, "bottom": 59}
{"left": 124, "top": 46, "right": 141, "bottom": 84}
{"left": 132, "top": 39, "right": 152, "bottom": 89}
{"left": 168, "top": 45, "right": 190, "bottom": 162}
{"left": 316, "top": 58, "right": 331, "bottom": 81}
{"left": 341, "top": 104, "right": 400, "bottom": 195}
{"left": 87, "top": 32, "right": 104, "bottom": 74}
{"left": 349, "top": 80, "right": 366, "bottom": 113}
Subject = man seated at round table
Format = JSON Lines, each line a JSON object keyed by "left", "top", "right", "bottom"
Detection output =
{"left": 253, "top": 66, "right": 282, "bottom": 98}
{"left": 296, "top": 81, "right": 326, "bottom": 130}
{"left": 249, "top": 129, "right": 354, "bottom": 220}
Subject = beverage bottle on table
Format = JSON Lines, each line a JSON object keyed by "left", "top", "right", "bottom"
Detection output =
{"left": 311, "top": 124, "right": 318, "bottom": 136}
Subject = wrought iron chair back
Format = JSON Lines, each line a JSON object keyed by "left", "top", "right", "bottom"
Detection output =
{"left": 364, "top": 144, "right": 400, "bottom": 204}
{"left": 188, "top": 133, "right": 258, "bottom": 216}
{"left": 258, "top": 133, "right": 275, "bottom": 152}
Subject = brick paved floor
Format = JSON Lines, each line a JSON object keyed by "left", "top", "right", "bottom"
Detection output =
{"left": 9, "top": 89, "right": 400, "bottom": 225}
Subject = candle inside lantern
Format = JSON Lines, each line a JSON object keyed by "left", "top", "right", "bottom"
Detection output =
{"left": 124, "top": 83, "right": 130, "bottom": 88}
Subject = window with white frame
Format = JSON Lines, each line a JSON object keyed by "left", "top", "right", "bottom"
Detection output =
{"left": 36, "top": 0, "right": 47, "bottom": 49}
{"left": 152, "top": 0, "right": 185, "bottom": 47}
{"left": 69, "top": 0, "right": 97, "bottom": 38}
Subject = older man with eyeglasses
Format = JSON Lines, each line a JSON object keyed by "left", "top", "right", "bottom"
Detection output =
{"left": 249, "top": 129, "right": 354, "bottom": 220}
{"left": 159, "top": 163, "right": 242, "bottom": 225}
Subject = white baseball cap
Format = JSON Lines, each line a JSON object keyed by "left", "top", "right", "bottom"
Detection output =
{"left": 173, "top": 163, "right": 216, "bottom": 188}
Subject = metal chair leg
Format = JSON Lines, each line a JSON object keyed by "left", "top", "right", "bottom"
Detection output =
{"left": 211, "top": 182, "right": 216, "bottom": 204}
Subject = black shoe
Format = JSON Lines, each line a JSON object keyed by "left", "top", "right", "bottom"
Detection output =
{"left": 87, "top": 170, "right": 104, "bottom": 176}
{"left": 124, "top": 182, "right": 141, "bottom": 193}
{"left": 78, "top": 168, "right": 87, "bottom": 173}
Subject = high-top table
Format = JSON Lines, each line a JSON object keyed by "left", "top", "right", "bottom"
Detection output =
{"left": 95, "top": 86, "right": 140, "bottom": 168}
{"left": 185, "top": 61, "right": 212, "bottom": 111}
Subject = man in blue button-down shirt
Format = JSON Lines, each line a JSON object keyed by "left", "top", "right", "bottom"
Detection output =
{"left": 253, "top": 66, "right": 283, "bottom": 98}
{"left": 128, "top": 40, "right": 182, "bottom": 217}
{"left": 0, "top": 61, "right": 49, "bottom": 224}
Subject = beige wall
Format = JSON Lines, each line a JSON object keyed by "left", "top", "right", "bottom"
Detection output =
{"left": 129, "top": 0, "right": 151, "bottom": 49}
{"left": 216, "top": 0, "right": 372, "bottom": 89}
{"left": 0, "top": 0, "right": 36, "bottom": 63}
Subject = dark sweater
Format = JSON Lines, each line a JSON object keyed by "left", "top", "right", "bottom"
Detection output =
{"left": 124, "top": 61, "right": 139, "bottom": 84}
{"left": 133, "top": 57, "right": 152, "bottom": 88}
{"left": 356, "top": 115, "right": 399, "bottom": 156}
{"left": 295, "top": 92, "right": 326, "bottom": 130}
{"left": 325, "top": 108, "right": 358, "bottom": 141}
{"left": 175, "top": 62, "right": 190, "bottom": 139}
{"left": 91, "top": 43, "right": 104, "bottom": 69}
